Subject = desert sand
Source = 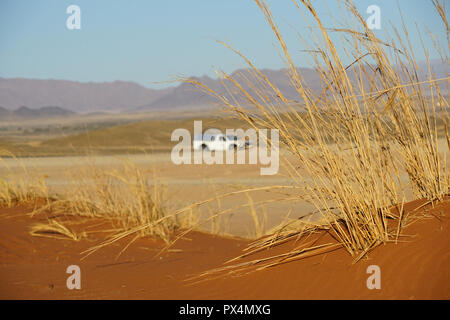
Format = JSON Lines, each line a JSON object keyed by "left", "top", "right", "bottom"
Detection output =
{"left": 0, "top": 197, "right": 448, "bottom": 300}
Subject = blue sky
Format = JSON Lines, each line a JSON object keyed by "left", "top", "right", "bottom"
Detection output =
{"left": 0, "top": 0, "right": 447, "bottom": 88}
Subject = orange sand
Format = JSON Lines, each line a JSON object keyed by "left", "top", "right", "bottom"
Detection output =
{"left": 0, "top": 198, "right": 448, "bottom": 299}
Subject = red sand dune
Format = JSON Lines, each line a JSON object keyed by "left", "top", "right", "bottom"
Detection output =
{"left": 0, "top": 198, "right": 448, "bottom": 299}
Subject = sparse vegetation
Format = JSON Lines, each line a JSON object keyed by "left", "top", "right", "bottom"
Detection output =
{"left": 0, "top": 0, "right": 448, "bottom": 268}
{"left": 0, "top": 155, "right": 197, "bottom": 255}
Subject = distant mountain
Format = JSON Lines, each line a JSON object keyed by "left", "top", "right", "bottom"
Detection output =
{"left": 135, "top": 67, "right": 323, "bottom": 111}
{"left": 0, "top": 106, "right": 10, "bottom": 117}
{"left": 0, "top": 105, "right": 76, "bottom": 120}
{"left": 0, "top": 78, "right": 172, "bottom": 113}
{"left": 0, "top": 59, "right": 446, "bottom": 115}
{"left": 135, "top": 59, "right": 448, "bottom": 112}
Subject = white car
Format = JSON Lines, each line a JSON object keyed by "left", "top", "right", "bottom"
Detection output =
{"left": 193, "top": 132, "right": 245, "bottom": 151}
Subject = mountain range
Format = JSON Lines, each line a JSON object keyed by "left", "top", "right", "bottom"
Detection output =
{"left": 0, "top": 105, "right": 76, "bottom": 120}
{"left": 0, "top": 60, "right": 446, "bottom": 115}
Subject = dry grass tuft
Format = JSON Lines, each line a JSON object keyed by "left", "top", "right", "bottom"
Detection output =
{"left": 0, "top": 155, "right": 198, "bottom": 256}
{"left": 30, "top": 220, "right": 85, "bottom": 241}
{"left": 36, "top": 161, "right": 195, "bottom": 256}
{"left": 0, "top": 153, "right": 50, "bottom": 207}
{"left": 187, "top": 0, "right": 449, "bottom": 263}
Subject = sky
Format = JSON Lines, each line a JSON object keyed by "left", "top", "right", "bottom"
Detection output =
{"left": 0, "top": 0, "right": 447, "bottom": 89}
